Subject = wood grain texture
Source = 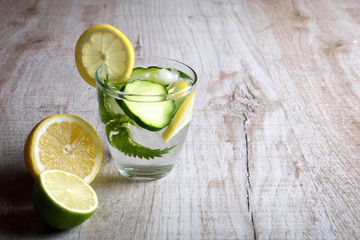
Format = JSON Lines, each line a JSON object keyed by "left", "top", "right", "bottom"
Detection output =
{"left": 0, "top": 0, "right": 359, "bottom": 239}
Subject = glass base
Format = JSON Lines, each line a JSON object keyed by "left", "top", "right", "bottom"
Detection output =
{"left": 117, "top": 165, "right": 174, "bottom": 181}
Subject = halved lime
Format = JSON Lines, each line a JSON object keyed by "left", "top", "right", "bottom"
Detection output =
{"left": 33, "top": 169, "right": 98, "bottom": 229}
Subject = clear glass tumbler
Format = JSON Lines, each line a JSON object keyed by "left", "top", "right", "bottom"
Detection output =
{"left": 95, "top": 56, "right": 197, "bottom": 181}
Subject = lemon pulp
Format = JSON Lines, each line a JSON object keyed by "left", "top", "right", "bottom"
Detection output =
{"left": 24, "top": 114, "right": 103, "bottom": 183}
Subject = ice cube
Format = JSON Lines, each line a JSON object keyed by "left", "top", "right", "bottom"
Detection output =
{"left": 155, "top": 68, "right": 180, "bottom": 85}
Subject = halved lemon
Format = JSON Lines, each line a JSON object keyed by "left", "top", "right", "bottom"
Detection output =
{"left": 75, "top": 24, "right": 134, "bottom": 87}
{"left": 33, "top": 169, "right": 98, "bottom": 229}
{"left": 24, "top": 114, "right": 103, "bottom": 183}
{"left": 162, "top": 81, "right": 196, "bottom": 142}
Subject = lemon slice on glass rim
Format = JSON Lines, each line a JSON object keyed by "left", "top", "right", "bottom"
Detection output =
{"left": 75, "top": 24, "right": 135, "bottom": 87}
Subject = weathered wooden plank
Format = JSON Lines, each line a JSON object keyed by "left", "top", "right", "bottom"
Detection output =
{"left": 244, "top": 0, "right": 360, "bottom": 238}
{"left": 0, "top": 0, "right": 359, "bottom": 239}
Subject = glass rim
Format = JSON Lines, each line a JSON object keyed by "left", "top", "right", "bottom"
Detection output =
{"left": 95, "top": 56, "right": 197, "bottom": 99}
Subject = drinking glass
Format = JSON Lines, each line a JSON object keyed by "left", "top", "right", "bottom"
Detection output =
{"left": 95, "top": 56, "right": 197, "bottom": 181}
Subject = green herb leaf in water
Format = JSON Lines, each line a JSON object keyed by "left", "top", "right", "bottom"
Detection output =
{"left": 105, "top": 120, "right": 176, "bottom": 160}
{"left": 97, "top": 89, "right": 121, "bottom": 124}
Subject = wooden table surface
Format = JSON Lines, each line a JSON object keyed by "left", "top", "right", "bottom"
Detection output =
{"left": 1, "top": 0, "right": 360, "bottom": 239}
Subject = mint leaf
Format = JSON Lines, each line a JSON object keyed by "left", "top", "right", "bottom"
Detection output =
{"left": 97, "top": 89, "right": 113, "bottom": 124}
{"left": 105, "top": 121, "right": 176, "bottom": 160}
{"left": 104, "top": 73, "right": 110, "bottom": 85}
{"left": 97, "top": 89, "right": 130, "bottom": 124}
{"left": 97, "top": 75, "right": 129, "bottom": 124}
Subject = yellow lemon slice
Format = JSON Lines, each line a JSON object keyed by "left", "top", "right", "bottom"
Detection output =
{"left": 75, "top": 24, "right": 134, "bottom": 87}
{"left": 162, "top": 81, "right": 195, "bottom": 142}
{"left": 33, "top": 169, "right": 98, "bottom": 229}
{"left": 24, "top": 114, "right": 103, "bottom": 183}
{"left": 168, "top": 80, "right": 189, "bottom": 98}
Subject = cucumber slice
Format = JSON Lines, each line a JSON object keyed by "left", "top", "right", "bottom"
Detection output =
{"left": 118, "top": 80, "right": 175, "bottom": 131}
